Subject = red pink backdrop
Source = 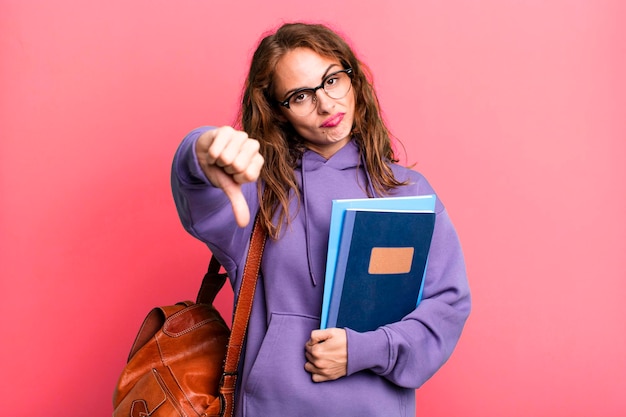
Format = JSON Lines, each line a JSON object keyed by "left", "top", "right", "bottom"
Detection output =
{"left": 1, "top": 1, "right": 625, "bottom": 415}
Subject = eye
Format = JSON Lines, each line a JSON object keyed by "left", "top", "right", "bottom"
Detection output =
{"left": 325, "top": 76, "right": 339, "bottom": 88}
{"left": 290, "top": 90, "right": 313, "bottom": 105}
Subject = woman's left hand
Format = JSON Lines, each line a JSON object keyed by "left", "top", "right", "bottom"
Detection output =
{"left": 304, "top": 328, "right": 347, "bottom": 382}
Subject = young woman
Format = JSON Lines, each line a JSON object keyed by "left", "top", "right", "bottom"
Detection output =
{"left": 172, "top": 22, "right": 471, "bottom": 417}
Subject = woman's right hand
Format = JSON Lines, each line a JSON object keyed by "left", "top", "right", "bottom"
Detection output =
{"left": 195, "top": 126, "right": 264, "bottom": 227}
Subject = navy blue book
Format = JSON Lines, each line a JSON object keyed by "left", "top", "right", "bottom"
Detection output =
{"left": 325, "top": 209, "right": 436, "bottom": 332}
{"left": 320, "top": 195, "right": 436, "bottom": 329}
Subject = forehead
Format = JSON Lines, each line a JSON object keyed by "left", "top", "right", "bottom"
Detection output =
{"left": 273, "top": 47, "right": 342, "bottom": 96}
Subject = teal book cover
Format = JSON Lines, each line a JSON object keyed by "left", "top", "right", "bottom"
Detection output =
{"left": 320, "top": 195, "right": 436, "bottom": 330}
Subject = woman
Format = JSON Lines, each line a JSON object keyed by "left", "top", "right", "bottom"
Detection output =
{"left": 172, "top": 22, "right": 471, "bottom": 417}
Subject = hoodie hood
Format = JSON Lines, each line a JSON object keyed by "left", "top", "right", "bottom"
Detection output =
{"left": 296, "top": 139, "right": 362, "bottom": 172}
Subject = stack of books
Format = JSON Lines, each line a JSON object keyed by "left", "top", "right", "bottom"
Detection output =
{"left": 320, "top": 195, "right": 437, "bottom": 332}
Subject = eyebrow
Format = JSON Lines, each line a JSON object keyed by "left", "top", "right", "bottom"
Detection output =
{"left": 282, "top": 64, "right": 341, "bottom": 99}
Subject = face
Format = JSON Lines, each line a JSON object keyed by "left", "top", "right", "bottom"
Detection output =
{"left": 273, "top": 47, "right": 356, "bottom": 159}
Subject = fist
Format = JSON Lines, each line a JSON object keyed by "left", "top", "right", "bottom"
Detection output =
{"left": 195, "top": 126, "right": 264, "bottom": 227}
{"left": 304, "top": 328, "right": 348, "bottom": 382}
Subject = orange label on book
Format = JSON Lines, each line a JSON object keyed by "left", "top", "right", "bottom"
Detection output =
{"left": 368, "top": 247, "right": 414, "bottom": 274}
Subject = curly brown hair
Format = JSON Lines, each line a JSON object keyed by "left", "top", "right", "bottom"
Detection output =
{"left": 238, "top": 22, "right": 405, "bottom": 239}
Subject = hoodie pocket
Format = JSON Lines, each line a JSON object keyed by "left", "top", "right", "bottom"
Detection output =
{"left": 244, "top": 312, "right": 314, "bottom": 398}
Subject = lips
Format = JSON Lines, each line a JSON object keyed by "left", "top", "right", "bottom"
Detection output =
{"left": 321, "top": 113, "right": 345, "bottom": 128}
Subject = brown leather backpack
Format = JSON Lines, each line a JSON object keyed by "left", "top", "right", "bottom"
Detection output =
{"left": 112, "top": 220, "right": 266, "bottom": 417}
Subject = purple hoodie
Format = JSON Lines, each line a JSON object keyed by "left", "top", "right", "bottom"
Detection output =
{"left": 171, "top": 127, "right": 471, "bottom": 417}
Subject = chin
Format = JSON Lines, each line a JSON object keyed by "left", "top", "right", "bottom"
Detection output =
{"left": 329, "top": 127, "right": 352, "bottom": 142}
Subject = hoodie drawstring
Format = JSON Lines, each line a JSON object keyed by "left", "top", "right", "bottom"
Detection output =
{"left": 300, "top": 155, "right": 318, "bottom": 286}
{"left": 361, "top": 155, "right": 378, "bottom": 198}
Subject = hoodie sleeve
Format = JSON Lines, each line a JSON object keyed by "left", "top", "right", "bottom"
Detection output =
{"left": 171, "top": 126, "right": 257, "bottom": 272}
{"left": 344, "top": 206, "right": 471, "bottom": 389}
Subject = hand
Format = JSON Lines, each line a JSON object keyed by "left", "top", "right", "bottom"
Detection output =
{"left": 195, "top": 126, "right": 264, "bottom": 227}
{"left": 304, "top": 328, "right": 347, "bottom": 382}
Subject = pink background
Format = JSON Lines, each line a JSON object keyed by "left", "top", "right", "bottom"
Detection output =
{"left": 2, "top": 1, "right": 625, "bottom": 415}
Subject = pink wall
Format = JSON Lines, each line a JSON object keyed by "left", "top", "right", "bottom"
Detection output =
{"left": 2, "top": 1, "right": 625, "bottom": 415}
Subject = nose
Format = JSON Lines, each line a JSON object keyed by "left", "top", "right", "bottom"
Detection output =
{"left": 314, "top": 89, "right": 335, "bottom": 114}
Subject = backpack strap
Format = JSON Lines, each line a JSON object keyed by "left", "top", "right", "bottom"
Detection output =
{"left": 219, "top": 215, "right": 267, "bottom": 417}
{"left": 196, "top": 255, "right": 228, "bottom": 305}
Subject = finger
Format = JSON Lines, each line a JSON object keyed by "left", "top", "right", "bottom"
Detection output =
{"left": 199, "top": 127, "right": 228, "bottom": 165}
{"left": 212, "top": 129, "right": 249, "bottom": 168}
{"left": 196, "top": 130, "right": 217, "bottom": 167}
{"left": 231, "top": 152, "right": 263, "bottom": 184}
{"left": 222, "top": 137, "right": 261, "bottom": 175}
{"left": 221, "top": 182, "right": 250, "bottom": 228}
{"left": 304, "top": 360, "right": 323, "bottom": 376}
{"left": 311, "top": 374, "right": 327, "bottom": 383}
{"left": 200, "top": 126, "right": 242, "bottom": 166}
{"left": 305, "top": 361, "right": 332, "bottom": 383}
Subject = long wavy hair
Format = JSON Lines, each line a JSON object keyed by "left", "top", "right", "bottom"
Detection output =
{"left": 239, "top": 22, "right": 406, "bottom": 239}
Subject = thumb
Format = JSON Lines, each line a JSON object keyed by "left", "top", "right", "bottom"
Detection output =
{"left": 222, "top": 182, "right": 251, "bottom": 228}
{"left": 309, "top": 329, "right": 332, "bottom": 345}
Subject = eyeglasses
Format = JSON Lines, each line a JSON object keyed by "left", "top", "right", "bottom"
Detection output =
{"left": 278, "top": 68, "right": 353, "bottom": 116}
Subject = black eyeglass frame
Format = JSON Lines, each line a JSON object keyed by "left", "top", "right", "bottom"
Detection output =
{"left": 278, "top": 68, "right": 354, "bottom": 110}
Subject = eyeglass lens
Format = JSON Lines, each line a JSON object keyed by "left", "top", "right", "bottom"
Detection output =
{"left": 287, "top": 70, "right": 352, "bottom": 116}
